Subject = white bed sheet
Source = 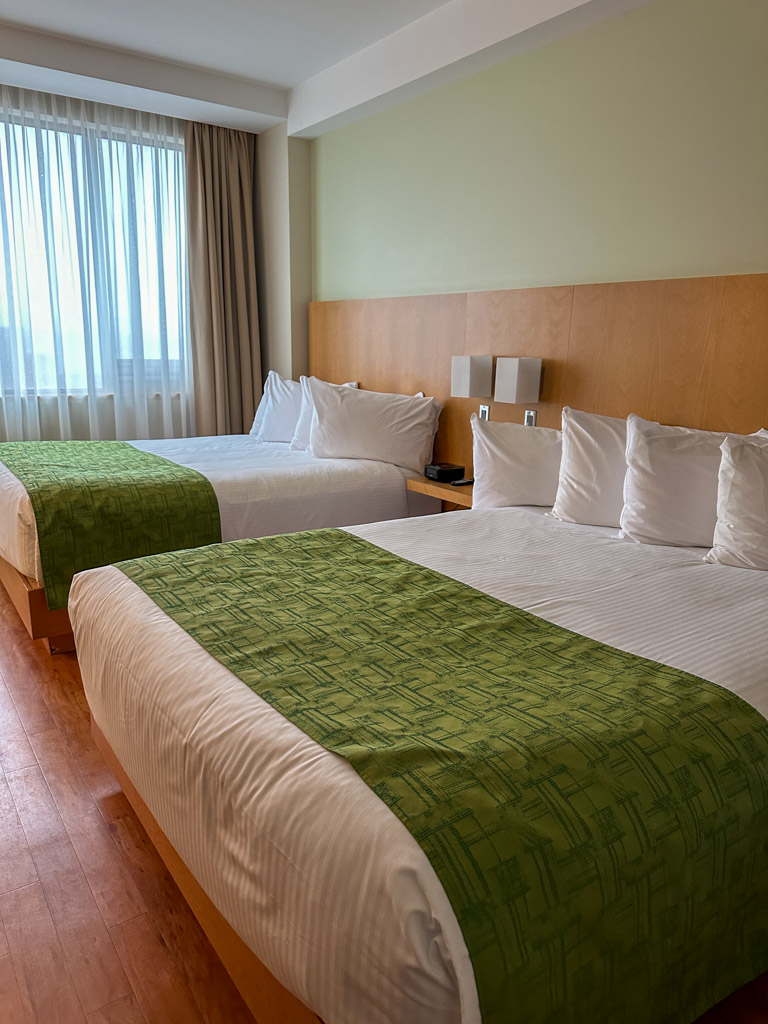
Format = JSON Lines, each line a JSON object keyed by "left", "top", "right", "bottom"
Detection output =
{"left": 0, "top": 435, "right": 421, "bottom": 584}
{"left": 69, "top": 507, "right": 768, "bottom": 1024}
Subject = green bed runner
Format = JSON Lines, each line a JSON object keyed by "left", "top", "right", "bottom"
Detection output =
{"left": 118, "top": 529, "right": 768, "bottom": 1024}
{"left": 0, "top": 440, "right": 221, "bottom": 610}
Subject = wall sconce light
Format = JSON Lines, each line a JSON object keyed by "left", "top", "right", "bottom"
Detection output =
{"left": 450, "top": 355, "right": 493, "bottom": 398}
{"left": 494, "top": 357, "right": 542, "bottom": 405}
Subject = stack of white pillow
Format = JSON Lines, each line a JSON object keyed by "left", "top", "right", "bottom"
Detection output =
{"left": 249, "top": 370, "right": 441, "bottom": 475}
{"left": 471, "top": 408, "right": 768, "bottom": 571}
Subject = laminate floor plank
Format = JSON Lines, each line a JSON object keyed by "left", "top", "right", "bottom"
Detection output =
{"left": 0, "top": 657, "right": 55, "bottom": 738}
{"left": 0, "top": 881, "right": 86, "bottom": 1024}
{"left": 42, "top": 658, "right": 131, "bottom": 823}
{"left": 28, "top": 727, "right": 105, "bottom": 833}
{"left": 0, "top": 628, "right": 54, "bottom": 715}
{"left": 0, "top": 774, "right": 38, "bottom": 895}
{"left": 109, "top": 913, "right": 205, "bottom": 1024}
{"left": 71, "top": 822, "right": 149, "bottom": 931}
{"left": 109, "top": 812, "right": 254, "bottom": 1024}
{"left": 28, "top": 727, "right": 148, "bottom": 928}
{"left": 6, "top": 765, "right": 132, "bottom": 1015}
{"left": 86, "top": 992, "right": 148, "bottom": 1024}
{"left": 16, "top": 652, "right": 88, "bottom": 761}
{"left": 0, "top": 678, "right": 38, "bottom": 773}
{"left": 0, "top": 953, "right": 27, "bottom": 1024}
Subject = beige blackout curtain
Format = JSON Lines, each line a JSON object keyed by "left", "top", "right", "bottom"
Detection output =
{"left": 185, "top": 122, "right": 262, "bottom": 436}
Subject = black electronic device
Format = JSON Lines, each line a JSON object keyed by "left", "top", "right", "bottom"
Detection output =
{"left": 424, "top": 462, "right": 465, "bottom": 482}
{"left": 449, "top": 477, "right": 474, "bottom": 486}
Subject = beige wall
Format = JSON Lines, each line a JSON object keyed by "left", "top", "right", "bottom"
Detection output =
{"left": 312, "top": 0, "right": 768, "bottom": 300}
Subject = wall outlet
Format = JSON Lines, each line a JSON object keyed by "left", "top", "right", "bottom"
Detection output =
{"left": 479, "top": 404, "right": 490, "bottom": 421}
{"left": 524, "top": 409, "right": 537, "bottom": 427}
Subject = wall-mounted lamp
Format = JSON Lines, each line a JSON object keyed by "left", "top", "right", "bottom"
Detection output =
{"left": 494, "top": 357, "right": 542, "bottom": 405}
{"left": 450, "top": 355, "right": 493, "bottom": 398}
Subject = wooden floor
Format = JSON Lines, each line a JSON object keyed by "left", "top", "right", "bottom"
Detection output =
{"left": 0, "top": 585, "right": 257, "bottom": 1024}
{"left": 0, "top": 581, "right": 766, "bottom": 1024}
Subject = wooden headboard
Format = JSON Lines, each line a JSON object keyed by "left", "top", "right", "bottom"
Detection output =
{"left": 309, "top": 273, "right": 768, "bottom": 471}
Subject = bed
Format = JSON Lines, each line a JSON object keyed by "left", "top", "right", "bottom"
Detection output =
{"left": 69, "top": 505, "right": 768, "bottom": 1024}
{"left": 66, "top": 271, "right": 768, "bottom": 1020}
{"left": 0, "top": 433, "right": 434, "bottom": 651}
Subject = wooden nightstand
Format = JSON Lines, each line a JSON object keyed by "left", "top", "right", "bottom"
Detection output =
{"left": 407, "top": 476, "right": 473, "bottom": 510}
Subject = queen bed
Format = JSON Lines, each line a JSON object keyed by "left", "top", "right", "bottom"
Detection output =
{"left": 0, "top": 374, "right": 441, "bottom": 650}
{"left": 69, "top": 505, "right": 768, "bottom": 1024}
{"left": 67, "top": 274, "right": 768, "bottom": 1022}
{"left": 0, "top": 434, "right": 424, "bottom": 586}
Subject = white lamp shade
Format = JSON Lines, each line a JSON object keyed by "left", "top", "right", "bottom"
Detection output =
{"left": 451, "top": 355, "right": 493, "bottom": 398}
{"left": 494, "top": 357, "right": 542, "bottom": 404}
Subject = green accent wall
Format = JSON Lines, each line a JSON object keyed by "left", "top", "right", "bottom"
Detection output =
{"left": 313, "top": 0, "right": 768, "bottom": 300}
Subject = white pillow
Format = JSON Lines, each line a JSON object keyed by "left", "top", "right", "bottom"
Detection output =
{"left": 620, "top": 414, "right": 759, "bottom": 548}
{"left": 706, "top": 436, "right": 768, "bottom": 570}
{"left": 471, "top": 414, "right": 562, "bottom": 509}
{"left": 550, "top": 407, "right": 627, "bottom": 527}
{"left": 249, "top": 370, "right": 303, "bottom": 442}
{"left": 307, "top": 379, "right": 440, "bottom": 473}
{"left": 290, "top": 377, "right": 358, "bottom": 451}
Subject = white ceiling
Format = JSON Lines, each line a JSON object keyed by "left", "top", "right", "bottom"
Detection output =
{"left": 0, "top": 0, "right": 454, "bottom": 89}
{"left": 0, "top": 0, "right": 650, "bottom": 136}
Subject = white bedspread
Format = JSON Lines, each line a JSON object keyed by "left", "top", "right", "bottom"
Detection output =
{"left": 69, "top": 507, "right": 768, "bottom": 1024}
{"left": 0, "top": 435, "right": 418, "bottom": 583}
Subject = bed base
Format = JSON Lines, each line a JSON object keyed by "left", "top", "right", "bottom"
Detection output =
{"left": 91, "top": 719, "right": 323, "bottom": 1024}
{"left": 0, "top": 554, "right": 74, "bottom": 653}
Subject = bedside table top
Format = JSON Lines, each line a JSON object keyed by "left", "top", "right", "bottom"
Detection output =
{"left": 407, "top": 476, "right": 473, "bottom": 508}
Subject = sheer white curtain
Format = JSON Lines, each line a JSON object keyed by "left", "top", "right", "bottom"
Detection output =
{"left": 0, "top": 87, "right": 194, "bottom": 441}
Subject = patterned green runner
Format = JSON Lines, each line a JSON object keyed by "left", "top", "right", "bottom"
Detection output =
{"left": 119, "top": 528, "right": 768, "bottom": 1024}
{"left": 0, "top": 440, "right": 221, "bottom": 610}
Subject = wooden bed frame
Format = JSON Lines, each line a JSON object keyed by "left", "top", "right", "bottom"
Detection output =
{"left": 0, "top": 554, "right": 74, "bottom": 653}
{"left": 92, "top": 719, "right": 323, "bottom": 1024}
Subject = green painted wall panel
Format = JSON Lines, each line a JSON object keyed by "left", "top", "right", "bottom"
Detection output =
{"left": 313, "top": 0, "right": 768, "bottom": 300}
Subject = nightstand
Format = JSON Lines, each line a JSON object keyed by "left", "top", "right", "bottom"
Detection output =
{"left": 406, "top": 476, "right": 473, "bottom": 510}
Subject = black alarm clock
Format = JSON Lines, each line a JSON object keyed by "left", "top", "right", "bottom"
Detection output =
{"left": 424, "top": 462, "right": 465, "bottom": 482}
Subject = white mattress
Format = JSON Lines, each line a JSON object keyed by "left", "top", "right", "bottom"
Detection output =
{"left": 69, "top": 507, "right": 768, "bottom": 1024}
{"left": 0, "top": 435, "right": 423, "bottom": 583}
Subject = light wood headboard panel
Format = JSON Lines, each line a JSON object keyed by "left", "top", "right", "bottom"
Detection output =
{"left": 566, "top": 275, "right": 768, "bottom": 432}
{"left": 309, "top": 273, "right": 768, "bottom": 471}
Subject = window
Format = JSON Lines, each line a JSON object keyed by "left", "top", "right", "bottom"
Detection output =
{"left": 0, "top": 87, "right": 192, "bottom": 440}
